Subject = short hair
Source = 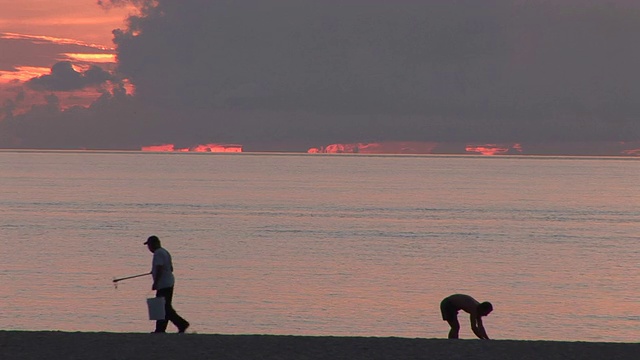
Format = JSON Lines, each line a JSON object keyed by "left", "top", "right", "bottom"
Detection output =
{"left": 478, "top": 302, "right": 493, "bottom": 315}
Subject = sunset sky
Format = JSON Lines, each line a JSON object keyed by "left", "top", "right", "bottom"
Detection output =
{"left": 1, "top": 0, "right": 640, "bottom": 155}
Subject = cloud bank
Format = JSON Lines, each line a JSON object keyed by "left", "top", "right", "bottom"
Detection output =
{"left": 2, "top": 0, "right": 640, "bottom": 153}
{"left": 26, "top": 61, "right": 113, "bottom": 91}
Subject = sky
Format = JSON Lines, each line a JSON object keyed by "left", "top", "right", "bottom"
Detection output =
{"left": 1, "top": 0, "right": 640, "bottom": 155}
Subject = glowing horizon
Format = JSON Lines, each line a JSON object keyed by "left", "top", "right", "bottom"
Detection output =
{"left": 621, "top": 148, "right": 640, "bottom": 156}
{"left": 465, "top": 143, "right": 523, "bottom": 156}
{"left": 308, "top": 142, "right": 524, "bottom": 156}
{"left": 308, "top": 142, "right": 439, "bottom": 154}
{"left": 141, "top": 143, "right": 243, "bottom": 153}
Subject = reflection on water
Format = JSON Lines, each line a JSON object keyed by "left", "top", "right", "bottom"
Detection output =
{"left": 0, "top": 151, "right": 638, "bottom": 342}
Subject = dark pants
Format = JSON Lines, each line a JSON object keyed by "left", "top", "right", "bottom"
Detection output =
{"left": 155, "top": 287, "right": 189, "bottom": 332}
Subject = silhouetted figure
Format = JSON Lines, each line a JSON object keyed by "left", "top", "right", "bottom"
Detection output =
{"left": 440, "top": 294, "right": 492, "bottom": 339}
{"left": 145, "top": 235, "right": 190, "bottom": 333}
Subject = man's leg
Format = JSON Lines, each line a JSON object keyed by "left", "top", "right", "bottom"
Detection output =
{"left": 447, "top": 317, "right": 460, "bottom": 339}
{"left": 440, "top": 298, "right": 459, "bottom": 339}
{"left": 161, "top": 287, "right": 190, "bottom": 332}
{"left": 154, "top": 288, "right": 171, "bottom": 333}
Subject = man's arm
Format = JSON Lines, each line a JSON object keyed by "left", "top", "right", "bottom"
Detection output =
{"left": 152, "top": 265, "right": 163, "bottom": 290}
{"left": 470, "top": 315, "right": 490, "bottom": 339}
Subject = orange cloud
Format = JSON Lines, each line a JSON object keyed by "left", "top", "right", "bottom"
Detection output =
{"left": 308, "top": 141, "right": 439, "bottom": 154}
{"left": 62, "top": 53, "right": 116, "bottom": 63}
{"left": 1, "top": 32, "right": 113, "bottom": 51}
{"left": 141, "top": 143, "right": 243, "bottom": 153}
{"left": 0, "top": 0, "right": 134, "bottom": 47}
{"left": 465, "top": 143, "right": 523, "bottom": 155}
{"left": 0, "top": 66, "right": 51, "bottom": 83}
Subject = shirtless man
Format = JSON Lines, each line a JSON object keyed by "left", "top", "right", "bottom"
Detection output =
{"left": 440, "top": 294, "right": 493, "bottom": 339}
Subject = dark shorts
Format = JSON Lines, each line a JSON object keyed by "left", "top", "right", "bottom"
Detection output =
{"left": 440, "top": 297, "right": 459, "bottom": 321}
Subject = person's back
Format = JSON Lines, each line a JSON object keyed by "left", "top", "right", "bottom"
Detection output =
{"left": 446, "top": 294, "right": 480, "bottom": 314}
{"left": 152, "top": 246, "right": 175, "bottom": 290}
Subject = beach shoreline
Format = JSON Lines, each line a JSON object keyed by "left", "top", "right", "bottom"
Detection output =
{"left": 1, "top": 331, "right": 637, "bottom": 360}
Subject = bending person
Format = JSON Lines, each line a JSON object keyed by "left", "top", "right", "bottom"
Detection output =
{"left": 440, "top": 294, "right": 492, "bottom": 339}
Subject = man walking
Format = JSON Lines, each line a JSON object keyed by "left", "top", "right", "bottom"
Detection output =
{"left": 440, "top": 294, "right": 492, "bottom": 339}
{"left": 145, "top": 235, "right": 190, "bottom": 333}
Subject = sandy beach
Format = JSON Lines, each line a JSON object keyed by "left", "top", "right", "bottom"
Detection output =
{"left": 0, "top": 331, "right": 637, "bottom": 360}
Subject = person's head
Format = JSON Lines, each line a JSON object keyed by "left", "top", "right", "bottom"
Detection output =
{"left": 478, "top": 301, "right": 493, "bottom": 316}
{"left": 144, "top": 235, "right": 161, "bottom": 252}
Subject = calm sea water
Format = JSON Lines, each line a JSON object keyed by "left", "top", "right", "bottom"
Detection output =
{"left": 0, "top": 150, "right": 638, "bottom": 342}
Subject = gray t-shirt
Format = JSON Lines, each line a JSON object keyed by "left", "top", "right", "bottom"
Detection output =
{"left": 151, "top": 247, "right": 175, "bottom": 289}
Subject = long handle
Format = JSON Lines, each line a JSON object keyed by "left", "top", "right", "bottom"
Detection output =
{"left": 113, "top": 272, "right": 151, "bottom": 283}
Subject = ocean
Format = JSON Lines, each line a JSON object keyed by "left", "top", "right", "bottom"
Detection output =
{"left": 0, "top": 150, "right": 638, "bottom": 342}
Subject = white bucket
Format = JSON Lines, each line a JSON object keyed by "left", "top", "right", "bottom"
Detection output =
{"left": 146, "top": 297, "right": 166, "bottom": 320}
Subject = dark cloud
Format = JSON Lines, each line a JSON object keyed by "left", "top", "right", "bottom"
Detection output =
{"left": 0, "top": 83, "right": 154, "bottom": 149}
{"left": 3, "top": 0, "right": 640, "bottom": 152}
{"left": 26, "top": 61, "right": 113, "bottom": 91}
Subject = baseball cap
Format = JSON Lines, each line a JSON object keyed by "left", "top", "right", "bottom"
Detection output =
{"left": 144, "top": 235, "right": 160, "bottom": 245}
